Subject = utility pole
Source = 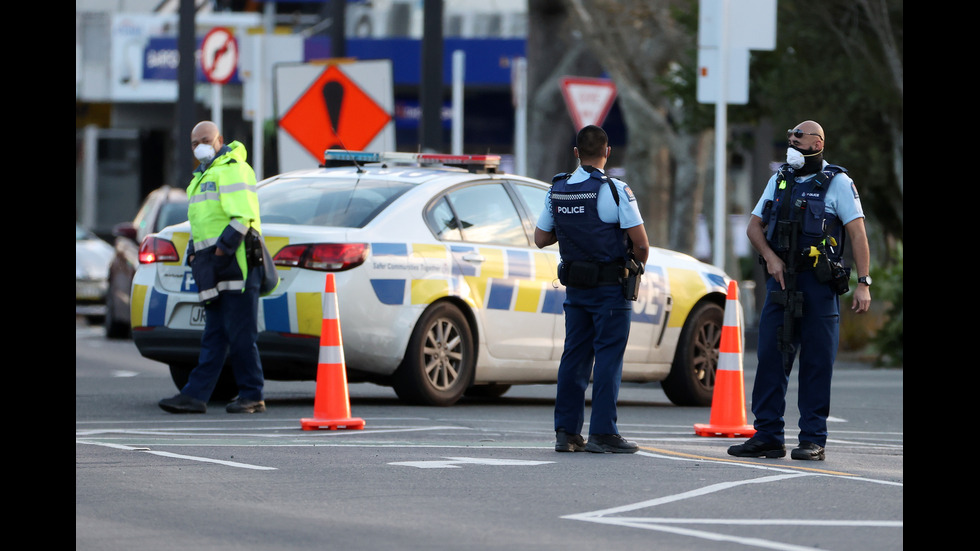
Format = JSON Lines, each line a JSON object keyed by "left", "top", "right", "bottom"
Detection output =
{"left": 177, "top": 0, "right": 196, "bottom": 187}
{"left": 332, "top": 0, "right": 346, "bottom": 57}
{"left": 419, "top": 0, "right": 443, "bottom": 152}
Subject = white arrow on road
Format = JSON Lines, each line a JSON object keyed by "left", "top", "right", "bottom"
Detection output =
{"left": 389, "top": 456, "right": 554, "bottom": 469}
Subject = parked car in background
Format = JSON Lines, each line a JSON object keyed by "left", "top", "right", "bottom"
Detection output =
{"left": 131, "top": 151, "right": 735, "bottom": 406}
{"left": 105, "top": 186, "right": 188, "bottom": 338}
{"left": 76, "top": 224, "right": 114, "bottom": 324}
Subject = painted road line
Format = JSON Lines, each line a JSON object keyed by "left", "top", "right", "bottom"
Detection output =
{"left": 564, "top": 473, "right": 901, "bottom": 550}
{"left": 77, "top": 440, "right": 277, "bottom": 471}
{"left": 389, "top": 456, "right": 554, "bottom": 469}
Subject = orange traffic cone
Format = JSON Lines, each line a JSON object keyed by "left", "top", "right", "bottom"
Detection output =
{"left": 300, "top": 273, "right": 366, "bottom": 431}
{"left": 694, "top": 280, "right": 756, "bottom": 438}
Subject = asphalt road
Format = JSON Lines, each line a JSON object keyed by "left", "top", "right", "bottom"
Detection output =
{"left": 76, "top": 320, "right": 903, "bottom": 551}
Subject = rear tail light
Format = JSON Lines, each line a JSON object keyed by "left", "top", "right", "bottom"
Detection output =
{"left": 139, "top": 236, "right": 180, "bottom": 264}
{"left": 273, "top": 243, "right": 368, "bottom": 272}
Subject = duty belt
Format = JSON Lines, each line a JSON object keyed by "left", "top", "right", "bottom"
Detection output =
{"left": 560, "top": 259, "right": 625, "bottom": 288}
{"left": 596, "top": 262, "right": 626, "bottom": 284}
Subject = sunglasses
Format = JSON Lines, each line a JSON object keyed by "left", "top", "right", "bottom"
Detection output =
{"left": 787, "top": 129, "right": 823, "bottom": 140}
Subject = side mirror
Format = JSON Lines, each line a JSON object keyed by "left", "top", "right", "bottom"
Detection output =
{"left": 112, "top": 222, "right": 138, "bottom": 242}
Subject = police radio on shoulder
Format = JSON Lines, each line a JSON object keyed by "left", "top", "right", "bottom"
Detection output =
{"left": 858, "top": 275, "right": 872, "bottom": 286}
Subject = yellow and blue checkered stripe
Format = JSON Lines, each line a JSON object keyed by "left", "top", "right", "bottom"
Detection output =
{"left": 134, "top": 239, "right": 729, "bottom": 335}
{"left": 367, "top": 242, "right": 566, "bottom": 313}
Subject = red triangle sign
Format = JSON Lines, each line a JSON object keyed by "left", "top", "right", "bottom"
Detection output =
{"left": 560, "top": 77, "right": 618, "bottom": 130}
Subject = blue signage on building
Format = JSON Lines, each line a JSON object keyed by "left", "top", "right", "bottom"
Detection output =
{"left": 143, "top": 37, "right": 241, "bottom": 84}
{"left": 142, "top": 36, "right": 523, "bottom": 87}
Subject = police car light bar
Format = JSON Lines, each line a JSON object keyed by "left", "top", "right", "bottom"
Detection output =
{"left": 323, "top": 150, "right": 381, "bottom": 163}
{"left": 417, "top": 153, "right": 500, "bottom": 169}
{"left": 323, "top": 150, "right": 501, "bottom": 172}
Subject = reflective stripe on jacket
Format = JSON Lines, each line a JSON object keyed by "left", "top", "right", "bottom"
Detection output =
{"left": 186, "top": 141, "right": 261, "bottom": 302}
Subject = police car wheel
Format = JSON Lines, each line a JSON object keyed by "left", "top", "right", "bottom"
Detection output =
{"left": 168, "top": 363, "right": 239, "bottom": 402}
{"left": 661, "top": 301, "right": 723, "bottom": 407}
{"left": 393, "top": 302, "right": 476, "bottom": 407}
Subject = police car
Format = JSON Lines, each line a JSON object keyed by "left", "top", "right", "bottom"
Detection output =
{"left": 131, "top": 151, "right": 735, "bottom": 407}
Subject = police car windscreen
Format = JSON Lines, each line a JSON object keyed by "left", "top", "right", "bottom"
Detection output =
{"left": 257, "top": 177, "right": 414, "bottom": 228}
{"left": 158, "top": 202, "right": 189, "bottom": 230}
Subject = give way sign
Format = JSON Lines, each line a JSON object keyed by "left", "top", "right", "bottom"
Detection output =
{"left": 560, "top": 76, "right": 618, "bottom": 130}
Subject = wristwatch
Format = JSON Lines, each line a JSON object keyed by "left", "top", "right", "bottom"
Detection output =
{"left": 858, "top": 275, "right": 872, "bottom": 286}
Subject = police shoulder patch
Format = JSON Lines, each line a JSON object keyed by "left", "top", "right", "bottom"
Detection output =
{"left": 623, "top": 184, "right": 636, "bottom": 202}
{"left": 202, "top": 181, "right": 217, "bottom": 192}
{"left": 850, "top": 182, "right": 859, "bottom": 199}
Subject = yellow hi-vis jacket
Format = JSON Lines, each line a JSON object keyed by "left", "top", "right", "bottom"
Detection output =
{"left": 186, "top": 141, "right": 262, "bottom": 303}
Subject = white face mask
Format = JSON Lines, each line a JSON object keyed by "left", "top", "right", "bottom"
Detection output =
{"left": 786, "top": 147, "right": 805, "bottom": 169}
{"left": 194, "top": 143, "right": 216, "bottom": 163}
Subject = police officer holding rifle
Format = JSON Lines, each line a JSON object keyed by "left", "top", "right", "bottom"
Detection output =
{"left": 729, "top": 120, "right": 872, "bottom": 461}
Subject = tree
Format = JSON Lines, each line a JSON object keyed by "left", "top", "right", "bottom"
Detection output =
{"left": 526, "top": 0, "right": 903, "bottom": 362}
{"left": 562, "top": 0, "right": 696, "bottom": 250}
{"left": 527, "top": 0, "right": 735, "bottom": 269}
{"left": 525, "top": 0, "right": 605, "bottom": 184}
{"left": 741, "top": 0, "right": 903, "bottom": 249}
{"left": 526, "top": 0, "right": 903, "bottom": 261}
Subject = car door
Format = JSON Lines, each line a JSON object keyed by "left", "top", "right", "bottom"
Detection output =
{"left": 508, "top": 180, "right": 565, "bottom": 360}
{"left": 511, "top": 179, "right": 659, "bottom": 365}
{"left": 432, "top": 181, "right": 559, "bottom": 361}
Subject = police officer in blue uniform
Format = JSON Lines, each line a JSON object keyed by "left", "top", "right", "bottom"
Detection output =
{"left": 729, "top": 120, "right": 872, "bottom": 460}
{"left": 534, "top": 125, "right": 650, "bottom": 454}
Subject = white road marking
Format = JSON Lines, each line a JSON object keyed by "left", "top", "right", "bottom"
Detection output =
{"left": 389, "top": 456, "right": 554, "bottom": 469}
{"left": 77, "top": 420, "right": 901, "bottom": 549}
{"left": 563, "top": 452, "right": 902, "bottom": 550}
{"left": 77, "top": 440, "right": 277, "bottom": 470}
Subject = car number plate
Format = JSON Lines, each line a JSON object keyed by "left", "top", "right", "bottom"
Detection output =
{"left": 190, "top": 305, "right": 206, "bottom": 326}
{"left": 76, "top": 284, "right": 103, "bottom": 300}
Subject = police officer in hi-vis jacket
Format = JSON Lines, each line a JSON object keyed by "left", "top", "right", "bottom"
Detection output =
{"left": 159, "top": 121, "right": 269, "bottom": 415}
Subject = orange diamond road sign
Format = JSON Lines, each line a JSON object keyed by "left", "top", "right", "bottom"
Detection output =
{"left": 280, "top": 65, "right": 392, "bottom": 157}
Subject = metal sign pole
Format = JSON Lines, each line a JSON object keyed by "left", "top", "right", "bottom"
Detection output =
{"left": 712, "top": 0, "right": 729, "bottom": 270}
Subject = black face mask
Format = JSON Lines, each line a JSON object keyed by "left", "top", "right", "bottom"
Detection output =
{"left": 790, "top": 145, "right": 824, "bottom": 175}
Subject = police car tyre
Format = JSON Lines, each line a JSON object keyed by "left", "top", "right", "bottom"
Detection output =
{"left": 168, "top": 363, "right": 239, "bottom": 402}
{"left": 661, "top": 301, "right": 724, "bottom": 407}
{"left": 393, "top": 302, "right": 476, "bottom": 407}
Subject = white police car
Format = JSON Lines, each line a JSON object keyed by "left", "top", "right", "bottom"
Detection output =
{"left": 131, "top": 151, "right": 735, "bottom": 407}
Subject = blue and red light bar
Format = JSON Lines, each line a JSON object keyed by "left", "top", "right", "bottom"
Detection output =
{"left": 323, "top": 150, "right": 501, "bottom": 171}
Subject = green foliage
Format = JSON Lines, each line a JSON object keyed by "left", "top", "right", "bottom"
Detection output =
{"left": 664, "top": 0, "right": 904, "bottom": 243}
{"left": 658, "top": 0, "right": 903, "bottom": 366}
{"left": 746, "top": 0, "right": 904, "bottom": 241}
{"left": 869, "top": 242, "right": 903, "bottom": 366}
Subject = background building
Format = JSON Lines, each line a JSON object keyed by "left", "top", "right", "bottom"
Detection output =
{"left": 76, "top": 0, "right": 614, "bottom": 239}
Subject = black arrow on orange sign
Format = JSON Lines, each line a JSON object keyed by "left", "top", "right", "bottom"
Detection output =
{"left": 322, "top": 80, "right": 344, "bottom": 150}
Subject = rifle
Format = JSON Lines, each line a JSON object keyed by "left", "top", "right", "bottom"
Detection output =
{"left": 770, "top": 201, "right": 806, "bottom": 370}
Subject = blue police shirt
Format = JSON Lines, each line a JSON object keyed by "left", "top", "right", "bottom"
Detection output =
{"left": 536, "top": 166, "right": 644, "bottom": 232}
